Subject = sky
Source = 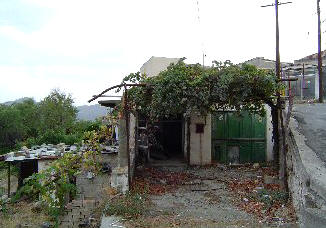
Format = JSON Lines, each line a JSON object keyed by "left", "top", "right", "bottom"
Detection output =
{"left": 0, "top": 0, "right": 325, "bottom": 105}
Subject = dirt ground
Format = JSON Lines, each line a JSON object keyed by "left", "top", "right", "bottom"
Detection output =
{"left": 126, "top": 162, "right": 298, "bottom": 228}
{"left": 0, "top": 166, "right": 51, "bottom": 228}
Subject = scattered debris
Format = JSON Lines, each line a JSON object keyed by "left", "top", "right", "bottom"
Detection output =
{"left": 125, "top": 163, "right": 297, "bottom": 227}
{"left": 131, "top": 167, "right": 193, "bottom": 195}
{"left": 253, "top": 163, "right": 260, "bottom": 169}
{"left": 226, "top": 165, "right": 296, "bottom": 224}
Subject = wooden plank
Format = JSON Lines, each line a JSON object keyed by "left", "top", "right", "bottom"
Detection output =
{"left": 7, "top": 162, "right": 10, "bottom": 197}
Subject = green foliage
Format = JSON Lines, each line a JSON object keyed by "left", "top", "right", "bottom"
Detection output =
{"left": 0, "top": 90, "right": 100, "bottom": 153}
{"left": 0, "top": 104, "right": 24, "bottom": 152}
{"left": 253, "top": 189, "right": 289, "bottom": 210}
{"left": 0, "top": 198, "right": 8, "bottom": 215}
{"left": 39, "top": 130, "right": 66, "bottom": 145}
{"left": 0, "top": 98, "right": 41, "bottom": 154}
{"left": 23, "top": 137, "right": 41, "bottom": 148}
{"left": 14, "top": 98, "right": 40, "bottom": 138}
{"left": 124, "top": 60, "right": 281, "bottom": 120}
{"left": 11, "top": 152, "right": 80, "bottom": 223}
{"left": 38, "top": 89, "right": 77, "bottom": 134}
{"left": 72, "top": 120, "right": 96, "bottom": 133}
{"left": 0, "top": 162, "right": 6, "bottom": 170}
{"left": 11, "top": 126, "right": 110, "bottom": 222}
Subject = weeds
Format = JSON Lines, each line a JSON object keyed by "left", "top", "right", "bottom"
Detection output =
{"left": 104, "top": 191, "right": 147, "bottom": 218}
{"left": 0, "top": 186, "right": 4, "bottom": 197}
{"left": 254, "top": 189, "right": 288, "bottom": 209}
{"left": 0, "top": 199, "right": 8, "bottom": 215}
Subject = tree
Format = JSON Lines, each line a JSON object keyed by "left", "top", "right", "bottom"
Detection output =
{"left": 38, "top": 89, "right": 77, "bottom": 134}
{"left": 15, "top": 98, "right": 40, "bottom": 138}
{"left": 0, "top": 105, "right": 24, "bottom": 153}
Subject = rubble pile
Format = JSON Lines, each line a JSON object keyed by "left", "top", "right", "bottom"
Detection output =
{"left": 4, "top": 144, "right": 78, "bottom": 162}
{"left": 4, "top": 143, "right": 118, "bottom": 162}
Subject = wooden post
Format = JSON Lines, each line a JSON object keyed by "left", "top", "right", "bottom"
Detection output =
{"left": 186, "top": 117, "right": 191, "bottom": 164}
{"left": 7, "top": 162, "right": 10, "bottom": 197}
{"left": 124, "top": 87, "right": 131, "bottom": 188}
{"left": 275, "top": 0, "right": 281, "bottom": 80}
{"left": 301, "top": 64, "right": 305, "bottom": 100}
{"left": 317, "top": 0, "right": 323, "bottom": 103}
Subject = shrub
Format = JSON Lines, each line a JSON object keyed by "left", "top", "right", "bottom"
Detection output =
{"left": 39, "top": 130, "right": 65, "bottom": 145}
{"left": 62, "top": 134, "right": 82, "bottom": 145}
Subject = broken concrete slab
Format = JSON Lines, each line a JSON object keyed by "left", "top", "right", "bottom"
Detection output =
{"left": 100, "top": 216, "right": 125, "bottom": 228}
{"left": 110, "top": 166, "right": 128, "bottom": 194}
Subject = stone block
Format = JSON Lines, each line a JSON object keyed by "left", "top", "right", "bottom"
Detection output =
{"left": 83, "top": 199, "right": 96, "bottom": 208}
{"left": 111, "top": 166, "right": 129, "bottom": 194}
{"left": 71, "top": 200, "right": 83, "bottom": 207}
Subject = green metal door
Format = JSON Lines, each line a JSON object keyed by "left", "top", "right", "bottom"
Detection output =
{"left": 212, "top": 111, "right": 266, "bottom": 164}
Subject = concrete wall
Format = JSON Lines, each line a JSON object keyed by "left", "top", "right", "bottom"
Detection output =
{"left": 140, "top": 56, "right": 180, "bottom": 77}
{"left": 287, "top": 117, "right": 326, "bottom": 227}
{"left": 184, "top": 113, "right": 212, "bottom": 165}
{"left": 265, "top": 105, "right": 274, "bottom": 162}
{"left": 241, "top": 57, "right": 291, "bottom": 70}
{"left": 38, "top": 159, "right": 55, "bottom": 172}
{"left": 129, "top": 113, "right": 137, "bottom": 180}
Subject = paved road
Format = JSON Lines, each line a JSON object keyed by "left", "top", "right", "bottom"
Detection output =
{"left": 292, "top": 103, "right": 326, "bottom": 165}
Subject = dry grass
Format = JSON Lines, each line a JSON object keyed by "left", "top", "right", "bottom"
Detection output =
{"left": 1, "top": 166, "right": 50, "bottom": 228}
{"left": 0, "top": 201, "right": 51, "bottom": 228}
{"left": 0, "top": 168, "right": 18, "bottom": 196}
{"left": 125, "top": 215, "right": 260, "bottom": 228}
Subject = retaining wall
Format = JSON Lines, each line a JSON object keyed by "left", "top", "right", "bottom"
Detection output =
{"left": 287, "top": 118, "right": 326, "bottom": 228}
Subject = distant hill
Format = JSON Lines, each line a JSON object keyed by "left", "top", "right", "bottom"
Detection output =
{"left": 2, "top": 97, "right": 31, "bottom": 106}
{"left": 76, "top": 104, "right": 108, "bottom": 121}
{"left": 2, "top": 98, "right": 108, "bottom": 121}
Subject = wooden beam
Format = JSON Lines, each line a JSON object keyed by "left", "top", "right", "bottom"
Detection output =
{"left": 7, "top": 162, "right": 10, "bottom": 197}
{"left": 92, "top": 95, "right": 122, "bottom": 98}
{"left": 88, "top": 83, "right": 147, "bottom": 103}
{"left": 279, "top": 78, "right": 298, "bottom": 82}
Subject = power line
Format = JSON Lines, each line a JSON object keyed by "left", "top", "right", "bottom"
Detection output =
{"left": 195, "top": 0, "right": 206, "bottom": 67}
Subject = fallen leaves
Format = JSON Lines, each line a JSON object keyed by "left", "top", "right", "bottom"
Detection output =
{"left": 226, "top": 165, "right": 296, "bottom": 224}
{"left": 131, "top": 168, "right": 192, "bottom": 195}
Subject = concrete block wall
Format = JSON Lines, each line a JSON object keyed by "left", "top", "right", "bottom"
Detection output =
{"left": 76, "top": 173, "right": 111, "bottom": 199}
{"left": 59, "top": 172, "right": 111, "bottom": 227}
{"left": 265, "top": 105, "right": 274, "bottom": 162}
{"left": 38, "top": 159, "right": 54, "bottom": 172}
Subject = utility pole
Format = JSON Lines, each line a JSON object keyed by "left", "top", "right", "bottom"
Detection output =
{"left": 261, "top": 1, "right": 292, "bottom": 190}
{"left": 317, "top": 0, "right": 323, "bottom": 103}
{"left": 261, "top": 1, "right": 292, "bottom": 79}
{"left": 275, "top": 0, "right": 281, "bottom": 79}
